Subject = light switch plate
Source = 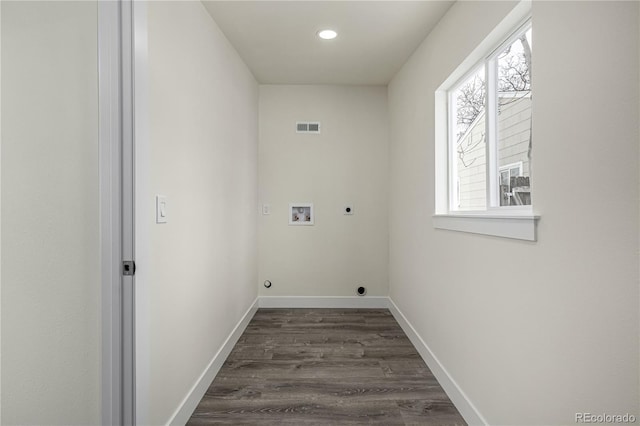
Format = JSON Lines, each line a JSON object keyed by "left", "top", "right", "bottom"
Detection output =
{"left": 262, "top": 204, "right": 271, "bottom": 215}
{"left": 156, "top": 195, "right": 167, "bottom": 223}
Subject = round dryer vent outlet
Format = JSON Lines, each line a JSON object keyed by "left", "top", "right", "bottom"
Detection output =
{"left": 356, "top": 286, "right": 366, "bottom": 296}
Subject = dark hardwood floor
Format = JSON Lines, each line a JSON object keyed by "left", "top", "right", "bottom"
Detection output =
{"left": 187, "top": 308, "right": 466, "bottom": 425}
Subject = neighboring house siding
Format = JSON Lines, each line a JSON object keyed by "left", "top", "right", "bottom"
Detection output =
{"left": 456, "top": 113, "right": 487, "bottom": 210}
{"left": 456, "top": 95, "right": 531, "bottom": 210}
{"left": 498, "top": 96, "right": 531, "bottom": 174}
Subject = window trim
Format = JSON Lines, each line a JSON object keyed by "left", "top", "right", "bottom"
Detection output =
{"left": 432, "top": 213, "right": 539, "bottom": 241}
{"left": 434, "top": 0, "right": 538, "bottom": 241}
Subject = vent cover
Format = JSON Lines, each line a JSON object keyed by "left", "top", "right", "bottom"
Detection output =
{"left": 296, "top": 121, "right": 321, "bottom": 134}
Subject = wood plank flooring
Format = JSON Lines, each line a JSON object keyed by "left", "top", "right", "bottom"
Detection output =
{"left": 188, "top": 308, "right": 466, "bottom": 425}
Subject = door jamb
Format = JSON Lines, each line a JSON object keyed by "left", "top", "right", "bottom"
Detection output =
{"left": 98, "top": 1, "right": 138, "bottom": 424}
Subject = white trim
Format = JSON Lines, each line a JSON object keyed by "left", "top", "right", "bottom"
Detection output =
{"left": 487, "top": 19, "right": 533, "bottom": 62}
{"left": 387, "top": 298, "right": 488, "bottom": 426}
{"left": 448, "top": 85, "right": 458, "bottom": 211}
{"left": 162, "top": 296, "right": 483, "bottom": 426}
{"left": 120, "top": 2, "right": 137, "bottom": 424}
{"left": 167, "top": 299, "right": 259, "bottom": 426}
{"left": 434, "top": 90, "right": 449, "bottom": 214}
{"left": 436, "top": 0, "right": 531, "bottom": 92}
{"left": 0, "top": 2, "right": 4, "bottom": 421}
{"left": 258, "top": 296, "right": 390, "bottom": 309}
{"left": 98, "top": 1, "right": 123, "bottom": 424}
{"left": 133, "top": 1, "right": 151, "bottom": 425}
{"left": 433, "top": 213, "right": 538, "bottom": 241}
{"left": 435, "top": 0, "right": 534, "bottom": 224}
{"left": 486, "top": 55, "right": 499, "bottom": 208}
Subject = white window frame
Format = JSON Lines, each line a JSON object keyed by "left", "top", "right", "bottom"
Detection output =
{"left": 433, "top": 0, "right": 539, "bottom": 241}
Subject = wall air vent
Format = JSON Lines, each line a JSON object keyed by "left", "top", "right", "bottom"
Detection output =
{"left": 296, "top": 121, "right": 321, "bottom": 134}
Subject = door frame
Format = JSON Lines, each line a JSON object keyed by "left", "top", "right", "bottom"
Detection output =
{"left": 98, "top": 1, "right": 125, "bottom": 423}
{"left": 99, "top": 1, "right": 148, "bottom": 424}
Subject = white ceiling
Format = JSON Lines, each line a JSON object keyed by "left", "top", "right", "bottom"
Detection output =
{"left": 202, "top": 1, "right": 455, "bottom": 85}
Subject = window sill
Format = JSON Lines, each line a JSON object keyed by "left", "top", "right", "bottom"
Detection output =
{"left": 433, "top": 213, "right": 540, "bottom": 241}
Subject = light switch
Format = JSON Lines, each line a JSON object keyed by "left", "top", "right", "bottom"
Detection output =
{"left": 262, "top": 204, "right": 271, "bottom": 215}
{"left": 156, "top": 195, "right": 167, "bottom": 224}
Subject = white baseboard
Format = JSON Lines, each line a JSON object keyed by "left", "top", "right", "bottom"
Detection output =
{"left": 167, "top": 298, "right": 259, "bottom": 426}
{"left": 258, "top": 296, "right": 390, "bottom": 309}
{"left": 165, "top": 296, "right": 483, "bottom": 426}
{"left": 387, "top": 298, "right": 487, "bottom": 426}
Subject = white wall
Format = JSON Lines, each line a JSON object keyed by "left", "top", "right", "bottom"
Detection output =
{"left": 388, "top": 1, "right": 639, "bottom": 425}
{"left": 147, "top": 2, "right": 258, "bottom": 424}
{"left": 258, "top": 85, "right": 388, "bottom": 297}
{"left": 1, "top": 1, "right": 100, "bottom": 424}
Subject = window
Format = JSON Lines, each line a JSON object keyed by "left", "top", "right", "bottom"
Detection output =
{"left": 434, "top": 4, "right": 538, "bottom": 241}
{"left": 451, "top": 66, "right": 487, "bottom": 211}
{"left": 450, "top": 22, "right": 532, "bottom": 212}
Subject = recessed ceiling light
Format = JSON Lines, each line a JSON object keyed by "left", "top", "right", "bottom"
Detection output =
{"left": 317, "top": 29, "right": 337, "bottom": 40}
